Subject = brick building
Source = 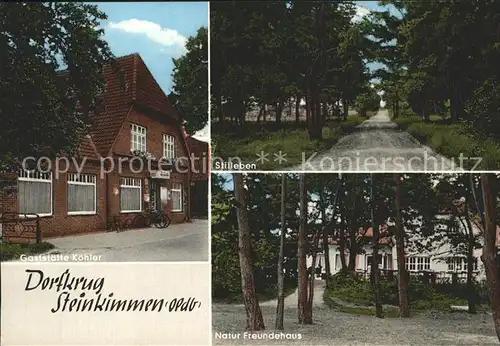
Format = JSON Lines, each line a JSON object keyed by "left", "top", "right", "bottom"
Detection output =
{"left": 1, "top": 53, "right": 208, "bottom": 242}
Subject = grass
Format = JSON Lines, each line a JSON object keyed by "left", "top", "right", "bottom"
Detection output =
{"left": 392, "top": 115, "right": 500, "bottom": 170}
{"left": 323, "top": 291, "right": 401, "bottom": 318}
{"left": 213, "top": 282, "right": 297, "bottom": 304}
{"left": 0, "top": 242, "right": 55, "bottom": 262}
{"left": 212, "top": 115, "right": 366, "bottom": 170}
{"left": 322, "top": 271, "right": 472, "bottom": 318}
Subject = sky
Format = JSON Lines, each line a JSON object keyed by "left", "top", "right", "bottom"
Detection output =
{"left": 94, "top": 2, "right": 209, "bottom": 140}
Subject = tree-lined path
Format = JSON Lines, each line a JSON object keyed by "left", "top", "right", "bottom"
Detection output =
{"left": 292, "top": 109, "right": 458, "bottom": 171}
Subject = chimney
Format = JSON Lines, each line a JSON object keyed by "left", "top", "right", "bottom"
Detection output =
{"left": 180, "top": 120, "right": 188, "bottom": 138}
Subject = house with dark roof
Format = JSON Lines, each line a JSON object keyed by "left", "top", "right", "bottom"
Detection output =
{"left": 1, "top": 53, "right": 208, "bottom": 242}
{"left": 308, "top": 221, "right": 500, "bottom": 282}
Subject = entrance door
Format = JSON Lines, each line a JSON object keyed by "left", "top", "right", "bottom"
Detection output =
{"left": 150, "top": 180, "right": 161, "bottom": 211}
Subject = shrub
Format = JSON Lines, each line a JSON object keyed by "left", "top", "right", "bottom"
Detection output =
{"left": 0, "top": 242, "right": 55, "bottom": 262}
{"left": 325, "top": 270, "right": 470, "bottom": 310}
{"left": 464, "top": 78, "right": 500, "bottom": 141}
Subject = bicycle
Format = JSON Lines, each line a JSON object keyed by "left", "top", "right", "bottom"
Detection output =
{"left": 133, "top": 206, "right": 171, "bottom": 229}
{"left": 107, "top": 216, "right": 128, "bottom": 233}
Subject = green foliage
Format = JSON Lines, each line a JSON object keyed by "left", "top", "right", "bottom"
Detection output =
{"left": 211, "top": 1, "right": 371, "bottom": 140}
{"left": 212, "top": 117, "right": 364, "bottom": 170}
{"left": 394, "top": 117, "right": 500, "bottom": 170}
{"left": 354, "top": 89, "right": 380, "bottom": 117}
{"left": 0, "top": 242, "right": 55, "bottom": 262}
{"left": 211, "top": 173, "right": 300, "bottom": 299}
{"left": 0, "top": 3, "right": 115, "bottom": 169}
{"left": 371, "top": 0, "right": 500, "bottom": 141}
{"left": 325, "top": 271, "right": 472, "bottom": 312}
{"left": 464, "top": 79, "right": 500, "bottom": 141}
{"left": 169, "top": 27, "right": 208, "bottom": 133}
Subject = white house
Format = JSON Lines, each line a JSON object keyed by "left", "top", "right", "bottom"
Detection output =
{"left": 307, "top": 218, "right": 500, "bottom": 282}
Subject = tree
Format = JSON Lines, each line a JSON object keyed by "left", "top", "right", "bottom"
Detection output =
{"left": 354, "top": 87, "right": 380, "bottom": 117}
{"left": 297, "top": 173, "right": 311, "bottom": 324}
{"left": 480, "top": 173, "right": 500, "bottom": 342}
{"left": 275, "top": 173, "right": 286, "bottom": 330}
{"left": 433, "top": 174, "right": 485, "bottom": 314}
{"left": 211, "top": 1, "right": 371, "bottom": 140}
{"left": 394, "top": 173, "right": 410, "bottom": 317}
{"left": 370, "top": 174, "right": 383, "bottom": 318}
{"left": 169, "top": 26, "right": 208, "bottom": 134}
{"left": 233, "top": 173, "right": 265, "bottom": 331}
{"left": 0, "top": 2, "right": 115, "bottom": 170}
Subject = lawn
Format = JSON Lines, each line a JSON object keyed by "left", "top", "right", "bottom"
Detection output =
{"left": 0, "top": 242, "right": 55, "bottom": 262}
{"left": 392, "top": 114, "right": 500, "bottom": 170}
{"left": 212, "top": 115, "right": 366, "bottom": 170}
{"left": 322, "top": 271, "right": 483, "bottom": 318}
{"left": 213, "top": 281, "right": 297, "bottom": 304}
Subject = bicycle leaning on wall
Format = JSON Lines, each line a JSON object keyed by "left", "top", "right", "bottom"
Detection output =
{"left": 135, "top": 205, "right": 171, "bottom": 229}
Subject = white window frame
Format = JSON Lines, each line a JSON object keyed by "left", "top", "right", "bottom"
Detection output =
{"left": 171, "top": 183, "right": 183, "bottom": 212}
{"left": 131, "top": 123, "right": 147, "bottom": 152}
{"left": 405, "top": 256, "right": 431, "bottom": 272}
{"left": 120, "top": 177, "right": 142, "bottom": 213}
{"left": 18, "top": 170, "right": 53, "bottom": 217}
{"left": 447, "top": 256, "right": 478, "bottom": 272}
{"left": 366, "top": 254, "right": 392, "bottom": 270}
{"left": 163, "top": 134, "right": 176, "bottom": 159}
{"left": 67, "top": 173, "right": 97, "bottom": 216}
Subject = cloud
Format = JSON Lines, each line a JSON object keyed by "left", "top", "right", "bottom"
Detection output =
{"left": 352, "top": 5, "right": 371, "bottom": 23}
{"left": 108, "top": 19, "right": 187, "bottom": 51}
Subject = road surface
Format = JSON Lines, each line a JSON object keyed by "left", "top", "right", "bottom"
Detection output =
{"left": 293, "top": 110, "right": 461, "bottom": 171}
{"left": 213, "top": 281, "right": 498, "bottom": 345}
{"left": 41, "top": 219, "right": 208, "bottom": 262}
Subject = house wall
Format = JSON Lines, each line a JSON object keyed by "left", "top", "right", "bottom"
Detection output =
{"left": 2, "top": 157, "right": 190, "bottom": 243}
{"left": 307, "top": 245, "right": 393, "bottom": 277}
{"left": 113, "top": 107, "right": 187, "bottom": 159}
{"left": 308, "top": 240, "right": 487, "bottom": 281}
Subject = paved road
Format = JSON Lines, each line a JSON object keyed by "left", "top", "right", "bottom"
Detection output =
{"left": 293, "top": 110, "right": 461, "bottom": 171}
{"left": 44, "top": 219, "right": 208, "bottom": 262}
{"left": 213, "top": 281, "right": 498, "bottom": 345}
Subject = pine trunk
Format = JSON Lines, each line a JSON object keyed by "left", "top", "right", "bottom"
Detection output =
{"left": 275, "top": 174, "right": 286, "bottom": 330}
{"left": 233, "top": 173, "right": 265, "bottom": 331}
{"left": 295, "top": 95, "right": 301, "bottom": 123}
{"left": 394, "top": 173, "right": 410, "bottom": 317}
{"left": 370, "top": 174, "right": 383, "bottom": 318}
{"left": 320, "top": 187, "right": 330, "bottom": 279}
{"left": 298, "top": 173, "right": 311, "bottom": 324}
{"left": 480, "top": 173, "right": 500, "bottom": 342}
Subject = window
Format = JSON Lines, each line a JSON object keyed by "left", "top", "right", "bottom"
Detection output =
{"left": 316, "top": 253, "right": 323, "bottom": 268}
{"left": 163, "top": 134, "right": 175, "bottom": 159}
{"left": 120, "top": 178, "right": 142, "bottom": 212}
{"left": 366, "top": 254, "right": 392, "bottom": 270}
{"left": 18, "top": 170, "right": 52, "bottom": 216}
{"left": 447, "top": 257, "right": 478, "bottom": 272}
{"left": 131, "top": 124, "right": 147, "bottom": 152}
{"left": 67, "top": 174, "right": 96, "bottom": 215}
{"left": 405, "top": 256, "right": 431, "bottom": 271}
{"left": 171, "top": 183, "right": 183, "bottom": 212}
{"left": 335, "top": 253, "right": 347, "bottom": 270}
{"left": 385, "top": 254, "right": 393, "bottom": 270}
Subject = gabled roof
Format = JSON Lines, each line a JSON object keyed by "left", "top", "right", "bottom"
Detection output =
{"left": 321, "top": 224, "right": 394, "bottom": 246}
{"left": 89, "top": 53, "right": 180, "bottom": 157}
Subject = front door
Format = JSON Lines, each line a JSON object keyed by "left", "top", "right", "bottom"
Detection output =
{"left": 150, "top": 180, "right": 161, "bottom": 211}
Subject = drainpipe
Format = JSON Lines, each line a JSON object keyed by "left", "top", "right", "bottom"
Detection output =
{"left": 180, "top": 120, "right": 192, "bottom": 222}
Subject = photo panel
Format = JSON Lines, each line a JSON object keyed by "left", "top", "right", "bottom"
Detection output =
{"left": 1, "top": 1, "right": 210, "bottom": 346}
{"left": 210, "top": 1, "right": 500, "bottom": 172}
{"left": 211, "top": 172, "right": 500, "bottom": 345}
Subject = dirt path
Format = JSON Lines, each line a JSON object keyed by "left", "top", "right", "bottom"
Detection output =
{"left": 212, "top": 280, "right": 498, "bottom": 345}
{"left": 292, "top": 110, "right": 461, "bottom": 171}
{"left": 257, "top": 280, "right": 326, "bottom": 308}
